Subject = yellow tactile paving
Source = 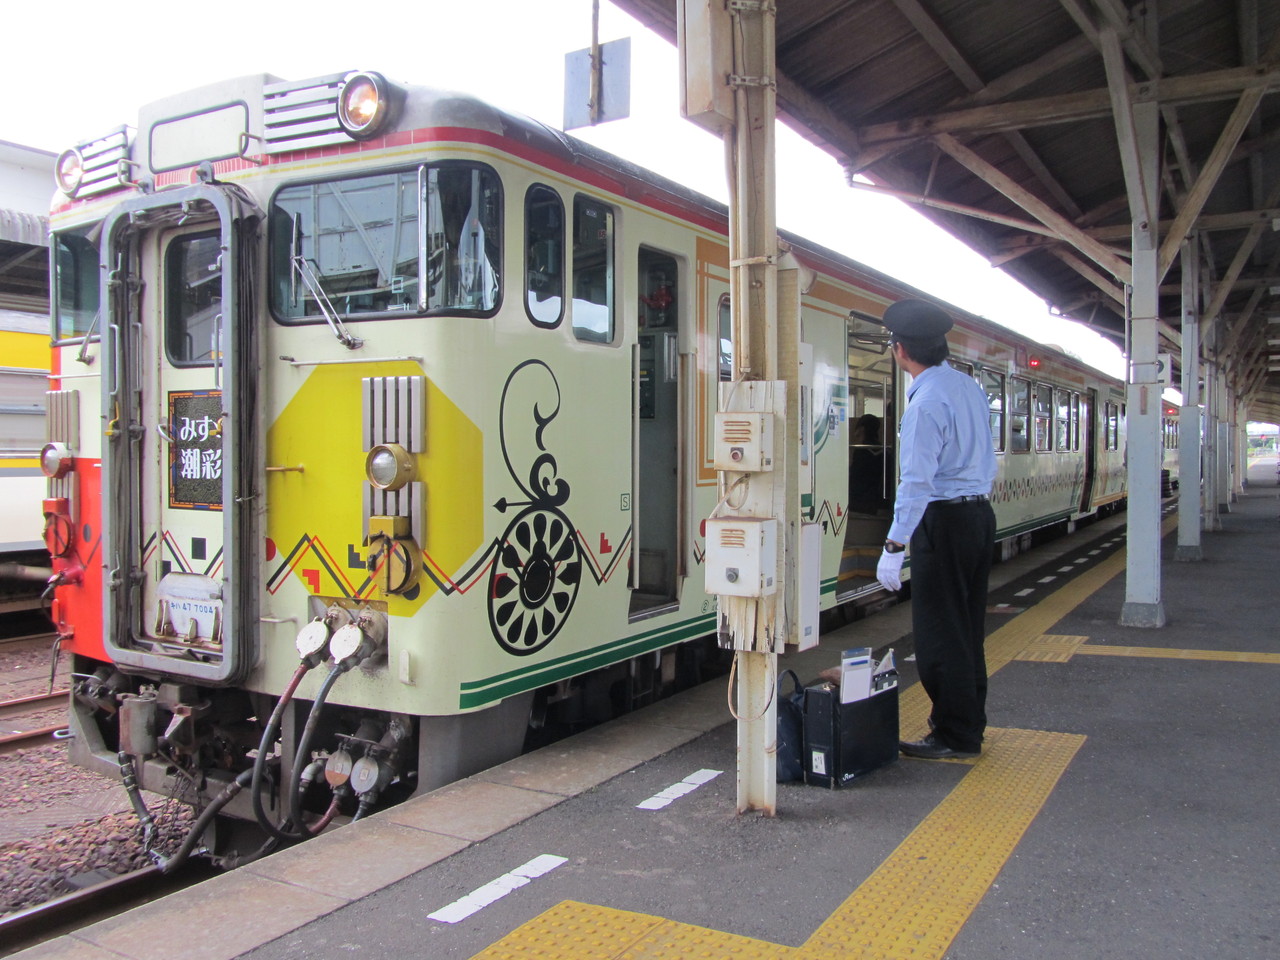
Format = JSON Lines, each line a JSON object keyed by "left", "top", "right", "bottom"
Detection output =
{"left": 471, "top": 729, "right": 1083, "bottom": 960}
{"left": 800, "top": 728, "right": 1085, "bottom": 960}
{"left": 1076, "top": 645, "right": 1280, "bottom": 664}
{"left": 1015, "top": 635, "right": 1090, "bottom": 662}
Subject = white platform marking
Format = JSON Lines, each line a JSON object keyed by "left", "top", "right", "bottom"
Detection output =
{"left": 637, "top": 769, "right": 723, "bottom": 810}
{"left": 428, "top": 854, "right": 568, "bottom": 924}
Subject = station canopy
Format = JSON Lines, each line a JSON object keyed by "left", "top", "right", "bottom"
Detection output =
{"left": 615, "top": 0, "right": 1280, "bottom": 422}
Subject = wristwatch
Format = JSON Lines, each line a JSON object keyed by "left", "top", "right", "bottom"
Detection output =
{"left": 883, "top": 539, "right": 905, "bottom": 554}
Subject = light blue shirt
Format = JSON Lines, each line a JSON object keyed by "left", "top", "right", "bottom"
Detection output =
{"left": 886, "top": 361, "right": 998, "bottom": 545}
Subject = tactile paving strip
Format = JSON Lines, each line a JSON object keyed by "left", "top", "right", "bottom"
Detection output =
{"left": 799, "top": 727, "right": 1085, "bottom": 960}
{"left": 1076, "top": 645, "right": 1280, "bottom": 664}
{"left": 1015, "top": 635, "right": 1090, "bottom": 662}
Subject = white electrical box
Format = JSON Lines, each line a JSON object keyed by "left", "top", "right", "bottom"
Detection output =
{"left": 712, "top": 412, "right": 774, "bottom": 472}
{"left": 704, "top": 518, "right": 778, "bottom": 597}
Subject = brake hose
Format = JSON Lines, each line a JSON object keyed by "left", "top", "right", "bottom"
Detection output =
{"left": 287, "top": 661, "right": 351, "bottom": 834}
{"left": 249, "top": 661, "right": 315, "bottom": 841}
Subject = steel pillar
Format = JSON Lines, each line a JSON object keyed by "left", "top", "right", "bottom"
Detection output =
{"left": 1175, "top": 235, "right": 1203, "bottom": 562}
{"left": 1119, "top": 99, "right": 1165, "bottom": 628}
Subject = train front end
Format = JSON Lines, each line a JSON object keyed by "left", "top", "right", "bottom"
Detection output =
{"left": 45, "top": 72, "right": 532, "bottom": 858}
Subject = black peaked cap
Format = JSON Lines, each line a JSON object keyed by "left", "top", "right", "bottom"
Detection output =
{"left": 881, "top": 299, "right": 954, "bottom": 338}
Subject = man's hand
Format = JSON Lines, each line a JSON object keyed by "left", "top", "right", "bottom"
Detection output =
{"left": 876, "top": 550, "right": 905, "bottom": 591}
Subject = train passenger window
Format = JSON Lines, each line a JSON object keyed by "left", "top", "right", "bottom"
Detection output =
{"left": 1104, "top": 402, "right": 1119, "bottom": 450}
{"left": 1034, "top": 383, "right": 1053, "bottom": 451}
{"left": 980, "top": 368, "right": 1005, "bottom": 452}
{"left": 1009, "top": 377, "right": 1031, "bottom": 453}
{"left": 268, "top": 162, "right": 502, "bottom": 322}
{"left": 718, "top": 295, "right": 732, "bottom": 381}
{"left": 1055, "top": 388, "right": 1071, "bottom": 451}
{"left": 525, "top": 185, "right": 564, "bottom": 327}
{"left": 165, "top": 231, "right": 223, "bottom": 366}
{"left": 1070, "top": 392, "right": 1081, "bottom": 450}
{"left": 951, "top": 360, "right": 973, "bottom": 377}
{"left": 53, "top": 230, "right": 100, "bottom": 341}
{"left": 572, "top": 196, "right": 614, "bottom": 343}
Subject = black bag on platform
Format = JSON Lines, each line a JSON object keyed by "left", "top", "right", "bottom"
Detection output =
{"left": 776, "top": 669, "right": 805, "bottom": 782}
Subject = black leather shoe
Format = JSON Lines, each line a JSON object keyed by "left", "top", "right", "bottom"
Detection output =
{"left": 899, "top": 733, "right": 980, "bottom": 760}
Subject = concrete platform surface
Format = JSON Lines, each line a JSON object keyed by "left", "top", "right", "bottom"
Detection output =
{"left": 11, "top": 486, "right": 1278, "bottom": 960}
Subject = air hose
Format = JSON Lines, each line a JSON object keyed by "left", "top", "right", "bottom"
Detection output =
{"left": 249, "top": 661, "right": 316, "bottom": 842}
{"left": 287, "top": 660, "right": 352, "bottom": 834}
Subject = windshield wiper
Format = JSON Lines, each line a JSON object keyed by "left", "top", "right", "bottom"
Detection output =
{"left": 290, "top": 254, "right": 364, "bottom": 350}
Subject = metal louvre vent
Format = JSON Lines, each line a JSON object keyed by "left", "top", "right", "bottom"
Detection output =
{"left": 362, "top": 376, "right": 426, "bottom": 546}
{"left": 75, "top": 127, "right": 131, "bottom": 198}
{"left": 45, "top": 389, "right": 80, "bottom": 500}
{"left": 263, "top": 73, "right": 352, "bottom": 155}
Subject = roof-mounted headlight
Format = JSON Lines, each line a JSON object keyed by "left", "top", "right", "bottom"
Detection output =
{"left": 338, "top": 72, "right": 397, "bottom": 140}
{"left": 55, "top": 149, "right": 85, "bottom": 197}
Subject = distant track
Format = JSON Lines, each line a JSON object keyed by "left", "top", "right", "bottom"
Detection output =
{"left": 0, "top": 691, "right": 69, "bottom": 756}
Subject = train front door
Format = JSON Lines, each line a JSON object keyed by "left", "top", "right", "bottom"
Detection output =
{"left": 100, "top": 185, "right": 259, "bottom": 684}
{"left": 839, "top": 324, "right": 897, "bottom": 596}
{"left": 630, "top": 248, "right": 683, "bottom": 616}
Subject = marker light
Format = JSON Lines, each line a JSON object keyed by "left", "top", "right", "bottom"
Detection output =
{"left": 1028, "top": 356, "right": 1042, "bottom": 369}
{"left": 365, "top": 443, "right": 415, "bottom": 490}
{"left": 40, "top": 442, "right": 74, "bottom": 479}
{"left": 338, "top": 72, "right": 393, "bottom": 139}
{"left": 55, "top": 149, "right": 85, "bottom": 196}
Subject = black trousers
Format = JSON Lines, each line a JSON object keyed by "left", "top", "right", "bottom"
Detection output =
{"left": 909, "top": 499, "right": 996, "bottom": 752}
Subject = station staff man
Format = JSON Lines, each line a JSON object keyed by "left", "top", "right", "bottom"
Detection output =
{"left": 875, "top": 299, "right": 998, "bottom": 760}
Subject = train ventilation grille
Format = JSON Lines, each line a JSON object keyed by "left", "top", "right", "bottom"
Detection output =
{"left": 263, "top": 73, "right": 352, "bottom": 155}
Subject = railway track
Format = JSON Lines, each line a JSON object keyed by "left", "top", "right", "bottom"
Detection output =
{"left": 0, "top": 690, "right": 69, "bottom": 756}
{"left": 0, "top": 861, "right": 216, "bottom": 955}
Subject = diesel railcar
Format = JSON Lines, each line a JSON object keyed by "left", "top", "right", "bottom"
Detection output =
{"left": 42, "top": 71, "right": 1126, "bottom": 860}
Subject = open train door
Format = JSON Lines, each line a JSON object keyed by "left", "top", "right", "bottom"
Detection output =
{"left": 100, "top": 184, "right": 260, "bottom": 685}
{"left": 837, "top": 316, "right": 897, "bottom": 598}
{"left": 1080, "top": 388, "right": 1098, "bottom": 511}
{"left": 629, "top": 247, "right": 684, "bottom": 617}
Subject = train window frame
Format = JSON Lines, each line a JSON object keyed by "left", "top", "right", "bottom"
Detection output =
{"left": 979, "top": 367, "right": 1005, "bottom": 453}
{"left": 164, "top": 230, "right": 223, "bottom": 368}
{"left": 571, "top": 194, "right": 615, "bottom": 344}
{"left": 1009, "top": 376, "right": 1031, "bottom": 454}
{"left": 1070, "top": 392, "right": 1081, "bottom": 451}
{"left": 1054, "top": 387, "right": 1071, "bottom": 452}
{"left": 1034, "top": 382, "right": 1053, "bottom": 452}
{"left": 717, "top": 294, "right": 733, "bottom": 381}
{"left": 951, "top": 359, "right": 973, "bottom": 377}
{"left": 524, "top": 184, "right": 565, "bottom": 328}
{"left": 266, "top": 160, "right": 504, "bottom": 326}
{"left": 52, "top": 227, "right": 101, "bottom": 344}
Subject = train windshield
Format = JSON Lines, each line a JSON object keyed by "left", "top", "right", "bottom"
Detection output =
{"left": 53, "top": 229, "right": 100, "bottom": 341}
{"left": 269, "top": 162, "right": 501, "bottom": 322}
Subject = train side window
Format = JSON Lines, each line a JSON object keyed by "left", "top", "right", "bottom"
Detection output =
{"left": 53, "top": 230, "right": 100, "bottom": 341}
{"left": 1055, "top": 388, "right": 1071, "bottom": 452}
{"left": 164, "top": 230, "right": 222, "bottom": 366}
{"left": 980, "top": 368, "right": 1005, "bottom": 452}
{"left": 1009, "top": 377, "right": 1031, "bottom": 453}
{"left": 572, "top": 195, "right": 615, "bottom": 343}
{"left": 1070, "top": 392, "right": 1081, "bottom": 450}
{"left": 525, "top": 184, "right": 564, "bottom": 327}
{"left": 1034, "top": 382, "right": 1053, "bottom": 451}
{"left": 1104, "top": 401, "right": 1119, "bottom": 450}
{"left": 718, "top": 295, "right": 732, "bottom": 381}
{"left": 951, "top": 359, "right": 973, "bottom": 377}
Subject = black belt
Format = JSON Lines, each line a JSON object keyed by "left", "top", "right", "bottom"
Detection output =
{"left": 933, "top": 494, "right": 989, "bottom": 504}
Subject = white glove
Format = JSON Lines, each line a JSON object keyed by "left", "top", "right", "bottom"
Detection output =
{"left": 876, "top": 550, "right": 904, "bottom": 592}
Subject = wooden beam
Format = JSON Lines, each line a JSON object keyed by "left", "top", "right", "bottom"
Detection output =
{"left": 933, "top": 133, "right": 1132, "bottom": 284}
{"left": 854, "top": 64, "right": 1280, "bottom": 150}
{"left": 1099, "top": 26, "right": 1156, "bottom": 240}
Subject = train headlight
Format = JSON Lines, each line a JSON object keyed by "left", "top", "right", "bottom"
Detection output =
{"left": 54, "top": 149, "right": 84, "bottom": 196}
{"left": 338, "top": 72, "right": 394, "bottom": 139}
{"left": 365, "top": 443, "right": 415, "bottom": 491}
{"left": 40, "top": 442, "right": 75, "bottom": 479}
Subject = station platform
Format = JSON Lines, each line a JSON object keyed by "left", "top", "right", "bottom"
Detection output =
{"left": 15, "top": 480, "right": 1279, "bottom": 960}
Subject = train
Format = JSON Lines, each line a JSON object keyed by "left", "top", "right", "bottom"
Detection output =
{"left": 42, "top": 70, "right": 1127, "bottom": 862}
{"left": 1, "top": 308, "right": 52, "bottom": 614}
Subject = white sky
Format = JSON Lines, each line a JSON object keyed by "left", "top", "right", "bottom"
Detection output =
{"left": 8, "top": 0, "right": 1126, "bottom": 377}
